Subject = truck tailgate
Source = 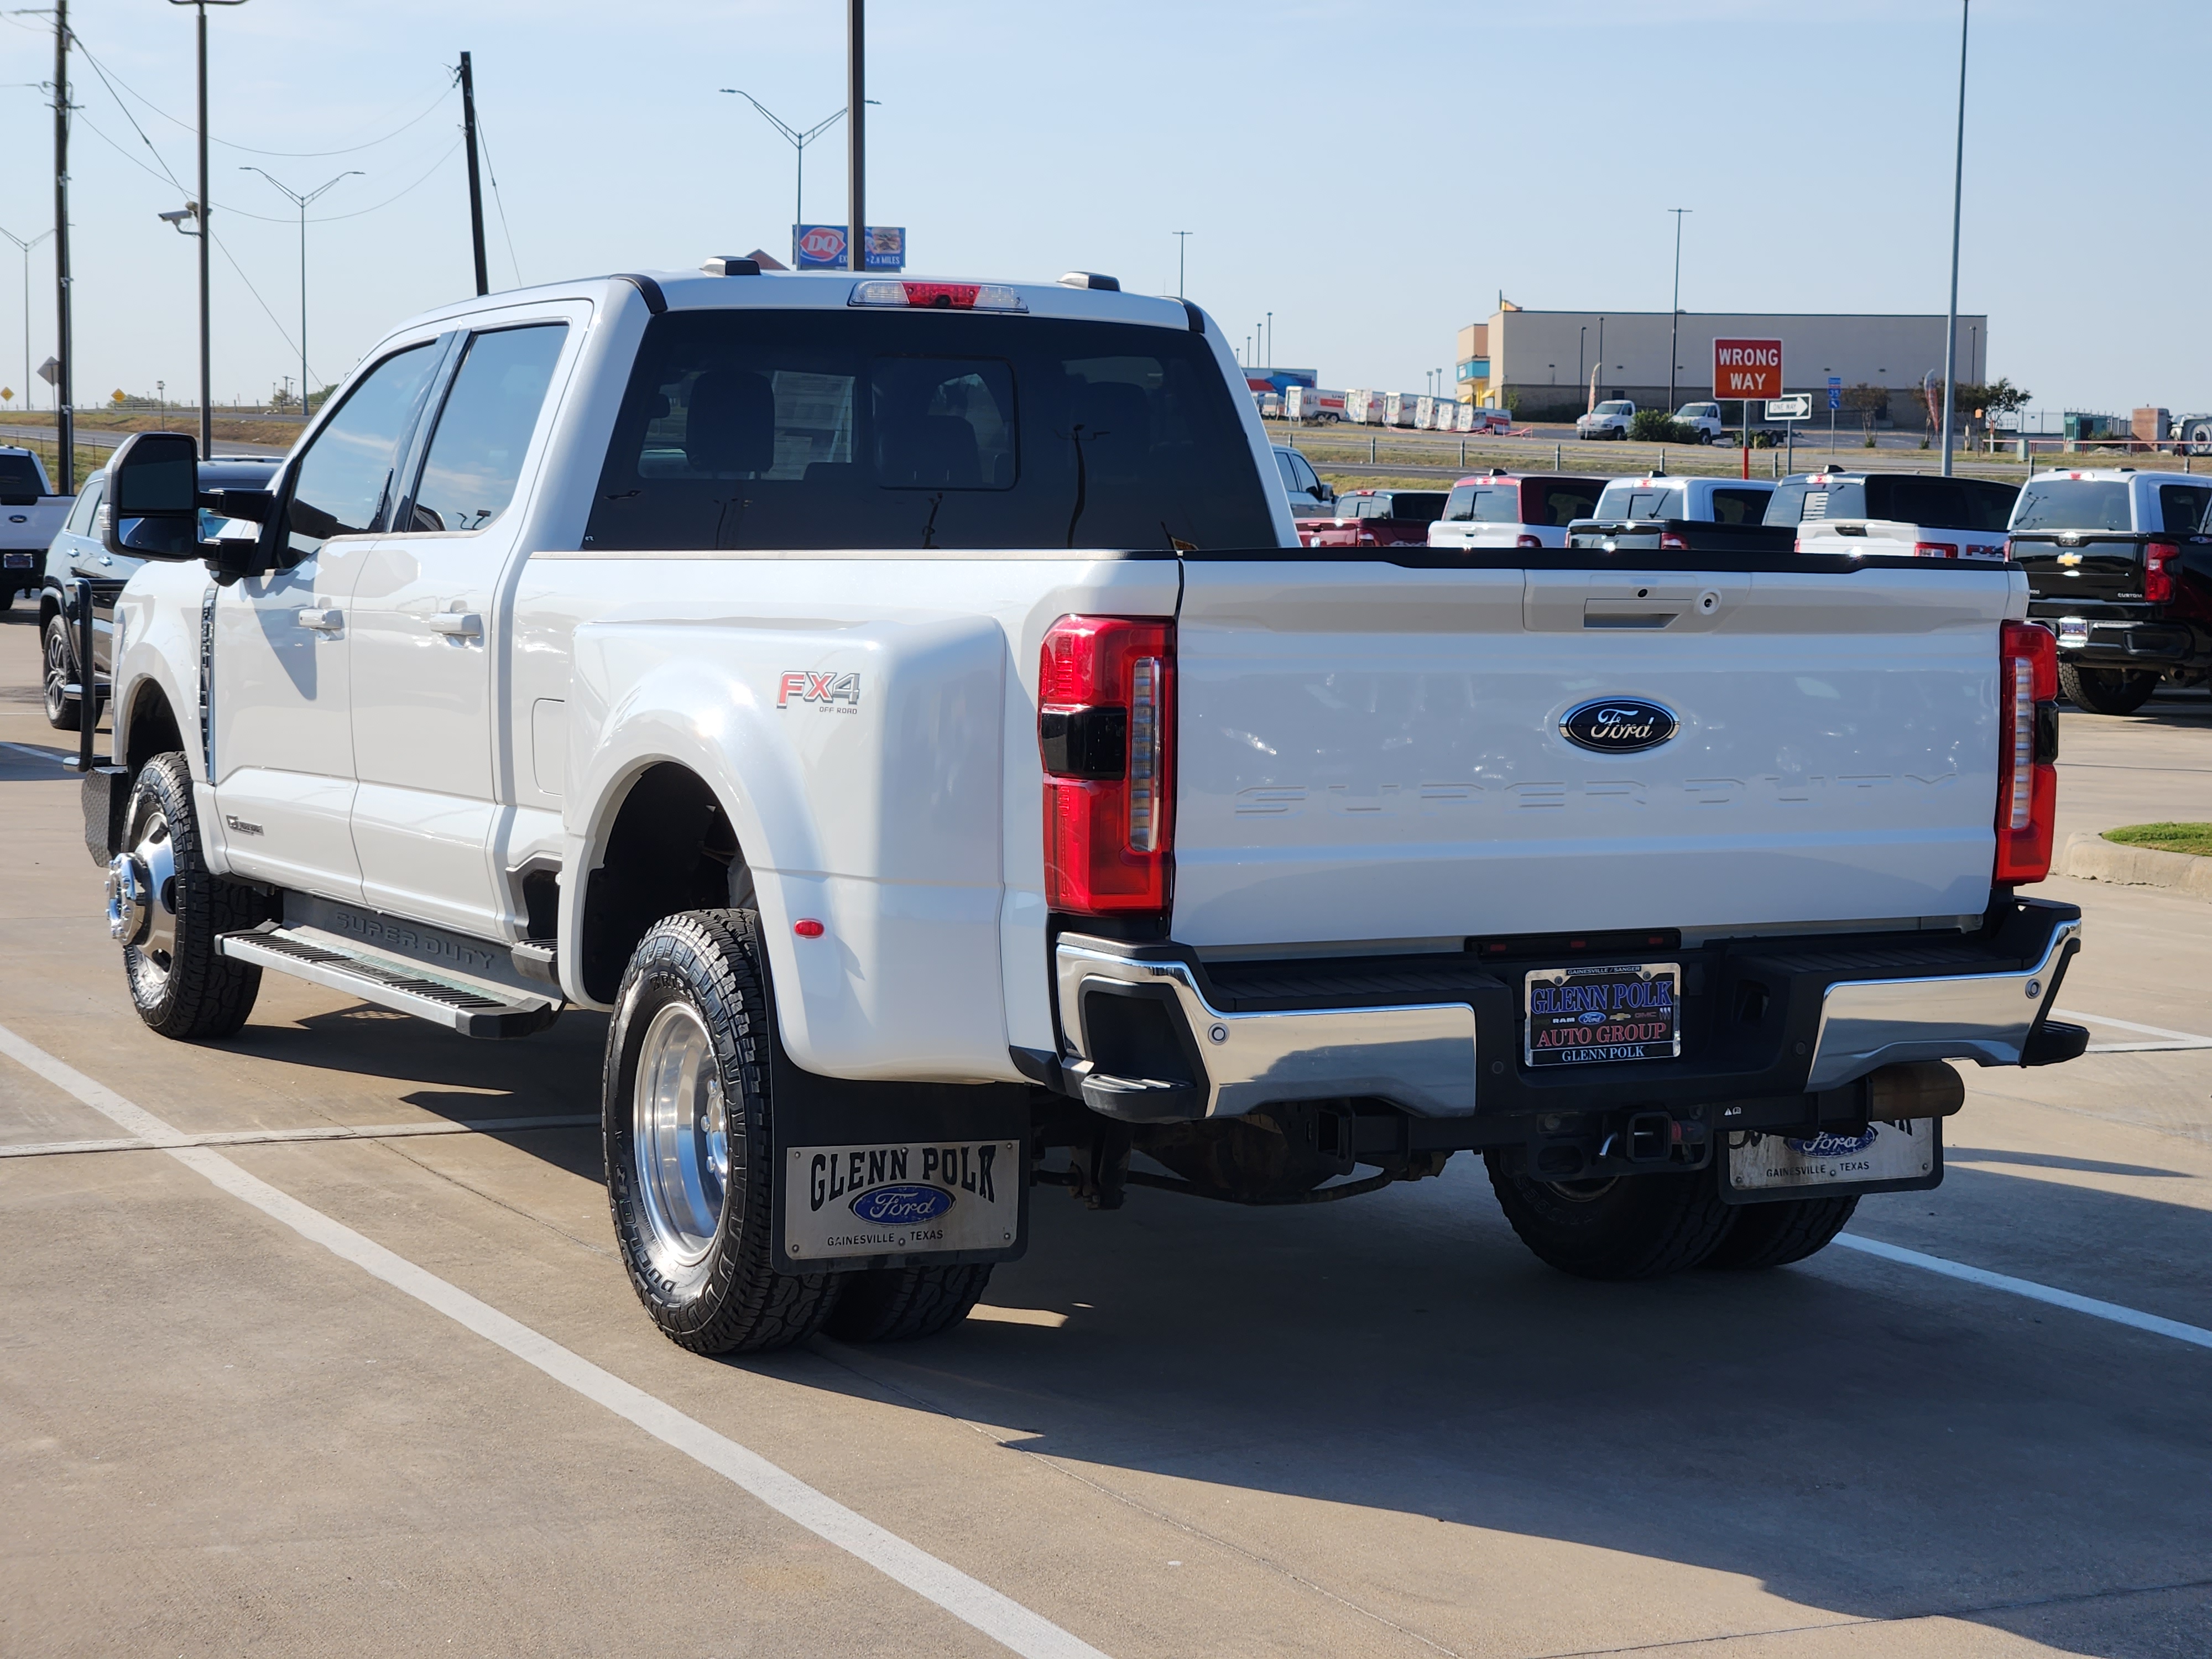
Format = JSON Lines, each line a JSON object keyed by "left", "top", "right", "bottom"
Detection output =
{"left": 1172, "top": 559, "right": 2015, "bottom": 947}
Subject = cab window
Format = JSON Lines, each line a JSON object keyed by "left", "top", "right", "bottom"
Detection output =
{"left": 283, "top": 343, "right": 441, "bottom": 559}
{"left": 405, "top": 325, "right": 568, "bottom": 533}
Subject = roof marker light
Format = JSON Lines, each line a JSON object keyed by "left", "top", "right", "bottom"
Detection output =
{"left": 848, "top": 280, "right": 1028, "bottom": 312}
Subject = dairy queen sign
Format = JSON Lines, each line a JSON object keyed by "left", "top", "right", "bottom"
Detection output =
{"left": 792, "top": 223, "right": 908, "bottom": 272}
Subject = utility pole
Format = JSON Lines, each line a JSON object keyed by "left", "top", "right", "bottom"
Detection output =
{"left": 846, "top": 0, "right": 864, "bottom": 273}
{"left": 1940, "top": 0, "right": 1969, "bottom": 478}
{"left": 242, "top": 168, "right": 359, "bottom": 424}
{"left": 169, "top": 2, "right": 245, "bottom": 460}
{"left": 1667, "top": 208, "right": 1690, "bottom": 416}
{"left": 1173, "top": 230, "right": 1191, "bottom": 298}
{"left": 53, "top": 0, "right": 72, "bottom": 489}
{"left": 459, "top": 52, "right": 488, "bottom": 297}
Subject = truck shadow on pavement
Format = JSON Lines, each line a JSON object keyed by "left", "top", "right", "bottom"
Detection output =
{"left": 777, "top": 1162, "right": 2212, "bottom": 1659}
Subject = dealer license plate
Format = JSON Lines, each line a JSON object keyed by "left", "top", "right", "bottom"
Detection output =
{"left": 1725, "top": 1118, "right": 1937, "bottom": 1195}
{"left": 2056, "top": 617, "right": 2090, "bottom": 649}
{"left": 1524, "top": 961, "right": 1680, "bottom": 1067}
{"left": 784, "top": 1139, "right": 1020, "bottom": 1262}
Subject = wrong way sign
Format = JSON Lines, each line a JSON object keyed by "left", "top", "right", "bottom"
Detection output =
{"left": 1713, "top": 338, "right": 1782, "bottom": 400}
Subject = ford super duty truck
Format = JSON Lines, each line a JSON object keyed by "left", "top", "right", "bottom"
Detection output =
{"left": 81, "top": 263, "right": 2086, "bottom": 1356}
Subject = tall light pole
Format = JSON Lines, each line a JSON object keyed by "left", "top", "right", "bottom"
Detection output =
{"left": 1667, "top": 207, "right": 1690, "bottom": 415}
{"left": 721, "top": 90, "right": 846, "bottom": 259}
{"left": 0, "top": 227, "right": 51, "bottom": 417}
{"left": 846, "top": 0, "right": 864, "bottom": 273}
{"left": 1265, "top": 310, "right": 1272, "bottom": 370}
{"left": 241, "top": 168, "right": 359, "bottom": 424}
{"left": 1173, "top": 230, "right": 1191, "bottom": 298}
{"left": 51, "top": 1, "right": 72, "bottom": 486}
{"left": 170, "top": 0, "right": 247, "bottom": 460}
{"left": 1940, "top": 0, "right": 1970, "bottom": 478}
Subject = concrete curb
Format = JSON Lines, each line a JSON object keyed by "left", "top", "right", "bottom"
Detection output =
{"left": 2059, "top": 832, "right": 2212, "bottom": 901}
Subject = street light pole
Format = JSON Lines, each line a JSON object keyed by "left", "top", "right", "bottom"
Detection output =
{"left": 0, "top": 227, "right": 51, "bottom": 419}
{"left": 169, "top": 1, "right": 247, "bottom": 460}
{"left": 720, "top": 90, "right": 846, "bottom": 260}
{"left": 1940, "top": 0, "right": 1969, "bottom": 478}
{"left": 241, "top": 168, "right": 360, "bottom": 424}
{"left": 1173, "top": 231, "right": 1191, "bottom": 298}
{"left": 1667, "top": 207, "right": 1690, "bottom": 416}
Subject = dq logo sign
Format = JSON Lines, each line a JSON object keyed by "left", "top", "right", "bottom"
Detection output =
{"left": 797, "top": 226, "right": 847, "bottom": 262}
{"left": 778, "top": 670, "right": 862, "bottom": 709}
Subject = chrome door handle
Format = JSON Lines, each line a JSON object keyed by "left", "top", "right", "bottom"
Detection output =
{"left": 297, "top": 607, "right": 343, "bottom": 633}
{"left": 429, "top": 612, "right": 482, "bottom": 638}
{"left": 95, "top": 553, "right": 112, "bottom": 566}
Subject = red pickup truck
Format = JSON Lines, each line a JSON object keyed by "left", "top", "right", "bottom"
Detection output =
{"left": 1296, "top": 487, "right": 1449, "bottom": 548}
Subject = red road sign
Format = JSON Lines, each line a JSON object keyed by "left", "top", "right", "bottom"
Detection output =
{"left": 1713, "top": 338, "right": 1783, "bottom": 400}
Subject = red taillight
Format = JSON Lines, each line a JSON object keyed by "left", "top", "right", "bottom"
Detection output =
{"left": 1039, "top": 615, "right": 1174, "bottom": 915}
{"left": 1914, "top": 541, "right": 1960, "bottom": 560}
{"left": 2145, "top": 539, "right": 2179, "bottom": 603}
{"left": 1995, "top": 619, "right": 2058, "bottom": 885}
{"left": 1515, "top": 533, "right": 1542, "bottom": 549}
{"left": 1658, "top": 531, "right": 1689, "bottom": 551}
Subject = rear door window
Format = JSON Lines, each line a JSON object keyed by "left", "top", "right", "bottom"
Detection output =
{"left": 1283, "top": 451, "right": 1322, "bottom": 498}
{"left": 587, "top": 310, "right": 1276, "bottom": 551}
{"left": 2010, "top": 479, "right": 2130, "bottom": 532}
{"left": 2157, "top": 483, "right": 2212, "bottom": 533}
{"left": 404, "top": 324, "right": 568, "bottom": 533}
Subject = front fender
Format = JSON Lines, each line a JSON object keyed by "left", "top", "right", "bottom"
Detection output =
{"left": 564, "top": 611, "right": 1015, "bottom": 1083}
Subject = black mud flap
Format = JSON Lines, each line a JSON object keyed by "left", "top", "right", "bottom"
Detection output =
{"left": 80, "top": 764, "right": 130, "bottom": 868}
{"left": 765, "top": 1031, "right": 1032, "bottom": 1279}
{"left": 1718, "top": 1116, "right": 1944, "bottom": 1206}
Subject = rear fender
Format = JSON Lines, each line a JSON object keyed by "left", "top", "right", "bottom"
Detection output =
{"left": 562, "top": 613, "right": 1014, "bottom": 1082}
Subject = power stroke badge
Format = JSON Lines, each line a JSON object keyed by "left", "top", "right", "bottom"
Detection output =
{"left": 785, "top": 1140, "right": 1020, "bottom": 1261}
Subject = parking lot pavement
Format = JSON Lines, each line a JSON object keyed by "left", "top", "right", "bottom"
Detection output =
{"left": 2, "top": 606, "right": 2209, "bottom": 1659}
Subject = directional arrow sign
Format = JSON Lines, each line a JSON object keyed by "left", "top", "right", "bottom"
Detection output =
{"left": 1767, "top": 394, "right": 1812, "bottom": 421}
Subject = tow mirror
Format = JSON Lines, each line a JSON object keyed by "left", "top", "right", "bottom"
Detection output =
{"left": 103, "top": 431, "right": 201, "bottom": 560}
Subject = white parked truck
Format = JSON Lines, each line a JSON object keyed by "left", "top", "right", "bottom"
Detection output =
{"left": 1576, "top": 399, "right": 1636, "bottom": 440}
{"left": 0, "top": 445, "right": 72, "bottom": 609}
{"left": 83, "top": 262, "right": 2087, "bottom": 1356}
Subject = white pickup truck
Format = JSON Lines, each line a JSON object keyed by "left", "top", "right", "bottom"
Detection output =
{"left": 0, "top": 445, "right": 72, "bottom": 609}
{"left": 82, "top": 263, "right": 2088, "bottom": 1357}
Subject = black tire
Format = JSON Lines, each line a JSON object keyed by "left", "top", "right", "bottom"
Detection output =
{"left": 823, "top": 1262, "right": 994, "bottom": 1343}
{"left": 2059, "top": 661, "right": 2157, "bottom": 716}
{"left": 116, "top": 753, "right": 267, "bottom": 1040}
{"left": 1484, "top": 1153, "right": 1736, "bottom": 1280}
{"left": 43, "top": 613, "right": 80, "bottom": 731}
{"left": 0, "top": 588, "right": 15, "bottom": 612}
{"left": 1702, "top": 1193, "right": 1860, "bottom": 1271}
{"left": 603, "top": 907, "right": 841, "bottom": 1354}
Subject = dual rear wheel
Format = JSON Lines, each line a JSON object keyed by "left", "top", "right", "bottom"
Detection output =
{"left": 602, "top": 908, "right": 992, "bottom": 1355}
{"left": 1484, "top": 1152, "right": 1858, "bottom": 1280}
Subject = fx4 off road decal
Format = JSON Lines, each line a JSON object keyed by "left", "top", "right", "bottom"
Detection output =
{"left": 778, "top": 670, "right": 861, "bottom": 711}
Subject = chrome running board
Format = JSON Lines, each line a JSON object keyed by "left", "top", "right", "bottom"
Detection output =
{"left": 217, "top": 924, "right": 561, "bottom": 1039}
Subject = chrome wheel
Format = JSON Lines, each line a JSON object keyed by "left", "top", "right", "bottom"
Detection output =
{"left": 631, "top": 1000, "right": 731, "bottom": 1283}
{"left": 109, "top": 805, "right": 180, "bottom": 986}
{"left": 42, "top": 620, "right": 72, "bottom": 724}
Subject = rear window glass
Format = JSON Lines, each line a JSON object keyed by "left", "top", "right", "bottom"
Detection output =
{"left": 1766, "top": 481, "right": 1865, "bottom": 525}
{"left": 1710, "top": 487, "right": 1770, "bottom": 525}
{"left": 585, "top": 310, "right": 1277, "bottom": 551}
{"left": 2158, "top": 483, "right": 2212, "bottom": 534}
{"left": 1863, "top": 475, "right": 2017, "bottom": 533}
{"left": 2011, "top": 479, "right": 2131, "bottom": 532}
{"left": 1594, "top": 483, "right": 1684, "bottom": 520}
{"left": 1443, "top": 483, "right": 1522, "bottom": 523}
{"left": 1529, "top": 478, "right": 1604, "bottom": 526}
{"left": 0, "top": 453, "right": 44, "bottom": 498}
{"left": 1385, "top": 492, "right": 1447, "bottom": 523}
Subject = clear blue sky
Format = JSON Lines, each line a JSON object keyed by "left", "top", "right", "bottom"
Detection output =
{"left": 0, "top": 0, "right": 2200, "bottom": 416}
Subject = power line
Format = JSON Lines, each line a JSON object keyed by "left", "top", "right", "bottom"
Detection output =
{"left": 207, "top": 227, "right": 306, "bottom": 377}
{"left": 471, "top": 108, "right": 523, "bottom": 288}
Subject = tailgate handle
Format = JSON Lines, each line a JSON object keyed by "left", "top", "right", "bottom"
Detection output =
{"left": 1584, "top": 599, "right": 1684, "bottom": 629}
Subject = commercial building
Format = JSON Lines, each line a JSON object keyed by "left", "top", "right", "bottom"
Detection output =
{"left": 1457, "top": 305, "right": 1989, "bottom": 427}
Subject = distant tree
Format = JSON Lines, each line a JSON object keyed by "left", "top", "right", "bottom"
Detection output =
{"left": 1956, "top": 376, "right": 2030, "bottom": 418}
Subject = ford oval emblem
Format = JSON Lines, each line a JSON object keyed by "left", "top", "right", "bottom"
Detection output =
{"left": 849, "top": 1183, "right": 954, "bottom": 1225}
{"left": 1559, "top": 697, "right": 1678, "bottom": 754}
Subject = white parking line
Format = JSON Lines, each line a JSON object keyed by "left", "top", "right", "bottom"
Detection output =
{"left": 0, "top": 740, "right": 71, "bottom": 766}
{"left": 2054, "top": 1007, "right": 2212, "bottom": 1054}
{"left": 1834, "top": 1234, "right": 2212, "bottom": 1353}
{"left": 0, "top": 1113, "right": 599, "bottom": 1159}
{"left": 0, "top": 1020, "right": 1109, "bottom": 1659}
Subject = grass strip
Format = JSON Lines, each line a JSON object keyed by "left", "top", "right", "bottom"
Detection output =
{"left": 2105, "top": 822, "right": 2212, "bottom": 857}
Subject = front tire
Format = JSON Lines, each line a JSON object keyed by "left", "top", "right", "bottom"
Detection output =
{"left": 43, "top": 613, "right": 80, "bottom": 731}
{"left": 604, "top": 909, "right": 841, "bottom": 1354}
{"left": 2059, "top": 662, "right": 2157, "bottom": 716}
{"left": 114, "top": 753, "right": 266, "bottom": 1039}
{"left": 1485, "top": 1154, "right": 1735, "bottom": 1280}
{"left": 1702, "top": 1194, "right": 1859, "bottom": 1270}
{"left": 824, "top": 1262, "right": 994, "bottom": 1343}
